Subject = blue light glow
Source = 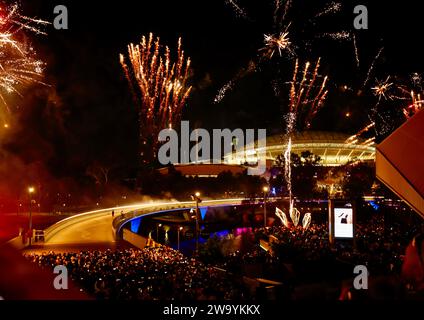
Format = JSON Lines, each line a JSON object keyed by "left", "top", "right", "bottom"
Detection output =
{"left": 130, "top": 218, "right": 141, "bottom": 233}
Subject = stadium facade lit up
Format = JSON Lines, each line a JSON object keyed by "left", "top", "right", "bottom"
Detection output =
{"left": 224, "top": 131, "right": 375, "bottom": 167}
{"left": 159, "top": 131, "right": 376, "bottom": 178}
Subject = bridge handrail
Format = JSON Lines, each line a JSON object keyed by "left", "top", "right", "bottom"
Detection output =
{"left": 112, "top": 197, "right": 281, "bottom": 240}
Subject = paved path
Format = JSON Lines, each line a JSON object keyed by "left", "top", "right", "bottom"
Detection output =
{"left": 28, "top": 199, "right": 245, "bottom": 252}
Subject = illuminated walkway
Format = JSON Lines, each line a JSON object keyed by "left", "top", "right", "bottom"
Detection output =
{"left": 34, "top": 199, "right": 246, "bottom": 251}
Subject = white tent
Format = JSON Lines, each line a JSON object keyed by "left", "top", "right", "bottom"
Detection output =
{"left": 376, "top": 109, "right": 424, "bottom": 218}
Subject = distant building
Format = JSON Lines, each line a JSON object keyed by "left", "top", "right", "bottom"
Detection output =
{"left": 158, "top": 131, "right": 375, "bottom": 178}
{"left": 224, "top": 131, "right": 375, "bottom": 167}
{"left": 158, "top": 163, "right": 246, "bottom": 178}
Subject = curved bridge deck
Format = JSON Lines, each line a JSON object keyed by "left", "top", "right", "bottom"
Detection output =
{"left": 30, "top": 199, "right": 255, "bottom": 252}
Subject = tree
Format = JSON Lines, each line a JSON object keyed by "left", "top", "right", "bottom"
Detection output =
{"left": 198, "top": 235, "right": 225, "bottom": 264}
{"left": 341, "top": 162, "right": 375, "bottom": 201}
{"left": 86, "top": 162, "right": 112, "bottom": 186}
{"left": 271, "top": 151, "right": 321, "bottom": 199}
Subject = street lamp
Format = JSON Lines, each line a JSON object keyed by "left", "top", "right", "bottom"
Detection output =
{"left": 28, "top": 186, "right": 35, "bottom": 246}
{"left": 191, "top": 192, "right": 202, "bottom": 254}
{"left": 263, "top": 186, "right": 269, "bottom": 228}
{"left": 177, "top": 226, "right": 183, "bottom": 251}
{"left": 156, "top": 223, "right": 162, "bottom": 243}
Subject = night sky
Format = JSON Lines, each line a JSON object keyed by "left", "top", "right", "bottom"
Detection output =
{"left": 1, "top": 0, "right": 423, "bottom": 196}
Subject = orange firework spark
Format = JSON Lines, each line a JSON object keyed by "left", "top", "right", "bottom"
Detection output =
{"left": 0, "top": 2, "right": 49, "bottom": 125}
{"left": 120, "top": 33, "right": 192, "bottom": 161}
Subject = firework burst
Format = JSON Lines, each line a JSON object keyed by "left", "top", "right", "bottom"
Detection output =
{"left": 215, "top": 0, "right": 343, "bottom": 104}
{"left": 372, "top": 76, "right": 393, "bottom": 101}
{"left": 0, "top": 3, "right": 49, "bottom": 125}
{"left": 344, "top": 41, "right": 417, "bottom": 141}
{"left": 371, "top": 73, "right": 424, "bottom": 124}
{"left": 402, "top": 90, "right": 423, "bottom": 119}
{"left": 262, "top": 30, "right": 292, "bottom": 59}
{"left": 120, "top": 33, "right": 192, "bottom": 163}
{"left": 398, "top": 74, "right": 424, "bottom": 118}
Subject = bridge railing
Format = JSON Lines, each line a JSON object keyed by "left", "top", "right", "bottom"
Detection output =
{"left": 112, "top": 197, "right": 281, "bottom": 241}
{"left": 112, "top": 201, "right": 198, "bottom": 238}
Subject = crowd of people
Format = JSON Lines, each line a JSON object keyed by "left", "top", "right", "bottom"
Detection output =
{"left": 25, "top": 206, "right": 424, "bottom": 300}
{"left": 260, "top": 214, "right": 421, "bottom": 276}
{"left": 25, "top": 247, "right": 249, "bottom": 300}
{"left": 217, "top": 212, "right": 424, "bottom": 299}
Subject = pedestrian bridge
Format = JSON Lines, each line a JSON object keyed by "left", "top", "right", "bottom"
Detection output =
{"left": 33, "top": 199, "right": 251, "bottom": 250}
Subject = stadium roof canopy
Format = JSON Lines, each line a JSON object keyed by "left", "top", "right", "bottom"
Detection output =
{"left": 224, "top": 131, "right": 375, "bottom": 166}
{"left": 376, "top": 110, "right": 424, "bottom": 218}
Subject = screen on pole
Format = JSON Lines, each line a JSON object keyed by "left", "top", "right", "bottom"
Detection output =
{"left": 334, "top": 207, "right": 354, "bottom": 238}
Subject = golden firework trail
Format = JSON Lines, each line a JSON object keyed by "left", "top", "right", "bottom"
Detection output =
{"left": 319, "top": 31, "right": 351, "bottom": 41}
{"left": 363, "top": 46, "right": 384, "bottom": 88}
{"left": 1, "top": 3, "right": 50, "bottom": 35}
{"left": 314, "top": 1, "right": 342, "bottom": 18}
{"left": 214, "top": 80, "right": 233, "bottom": 104}
{"left": 345, "top": 122, "right": 375, "bottom": 145}
{"left": 353, "top": 33, "right": 360, "bottom": 68}
{"left": 120, "top": 33, "right": 192, "bottom": 160}
{"left": 225, "top": 0, "right": 248, "bottom": 19}
{"left": 213, "top": 60, "right": 256, "bottom": 103}
{"left": 361, "top": 137, "right": 376, "bottom": 147}
{"left": 274, "top": 0, "right": 292, "bottom": 28}
{"left": 288, "top": 58, "right": 329, "bottom": 128}
{"left": 284, "top": 136, "right": 292, "bottom": 202}
{"left": 0, "top": 3, "right": 49, "bottom": 126}
{"left": 289, "top": 59, "right": 299, "bottom": 115}
{"left": 283, "top": 58, "right": 328, "bottom": 211}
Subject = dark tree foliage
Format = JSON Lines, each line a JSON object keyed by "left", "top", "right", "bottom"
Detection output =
{"left": 271, "top": 151, "right": 322, "bottom": 199}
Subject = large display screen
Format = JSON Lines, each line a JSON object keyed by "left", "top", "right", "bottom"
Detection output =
{"left": 334, "top": 207, "right": 354, "bottom": 238}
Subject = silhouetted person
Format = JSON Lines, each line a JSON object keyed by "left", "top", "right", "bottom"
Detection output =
{"left": 402, "top": 233, "right": 424, "bottom": 299}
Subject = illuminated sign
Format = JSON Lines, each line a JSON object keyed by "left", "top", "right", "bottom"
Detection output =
{"left": 334, "top": 207, "right": 354, "bottom": 238}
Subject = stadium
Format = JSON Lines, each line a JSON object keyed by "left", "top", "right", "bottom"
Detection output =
{"left": 224, "top": 131, "right": 375, "bottom": 167}
{"left": 160, "top": 131, "right": 376, "bottom": 178}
